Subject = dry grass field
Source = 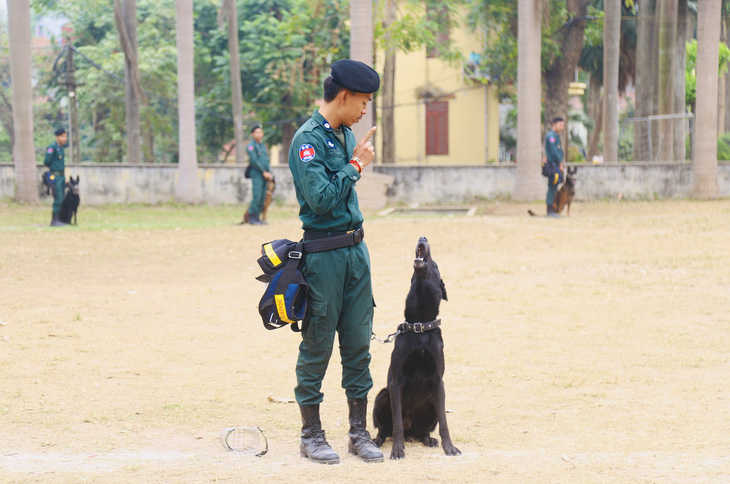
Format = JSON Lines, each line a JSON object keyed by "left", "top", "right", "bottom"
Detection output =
{"left": 1, "top": 200, "right": 729, "bottom": 483}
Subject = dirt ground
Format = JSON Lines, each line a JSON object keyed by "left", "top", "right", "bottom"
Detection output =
{"left": 1, "top": 200, "right": 729, "bottom": 483}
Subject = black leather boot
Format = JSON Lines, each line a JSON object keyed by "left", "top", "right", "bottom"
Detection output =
{"left": 299, "top": 404, "right": 339, "bottom": 464}
{"left": 50, "top": 213, "right": 67, "bottom": 227}
{"left": 347, "top": 398, "right": 384, "bottom": 463}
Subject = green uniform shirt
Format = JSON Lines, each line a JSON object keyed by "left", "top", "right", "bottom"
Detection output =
{"left": 247, "top": 140, "right": 269, "bottom": 173}
{"left": 288, "top": 110, "right": 363, "bottom": 232}
{"left": 545, "top": 129, "right": 563, "bottom": 164}
{"left": 43, "top": 141, "right": 65, "bottom": 172}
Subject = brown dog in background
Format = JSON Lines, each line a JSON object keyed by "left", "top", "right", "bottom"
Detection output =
{"left": 242, "top": 176, "right": 276, "bottom": 224}
{"left": 552, "top": 166, "right": 577, "bottom": 216}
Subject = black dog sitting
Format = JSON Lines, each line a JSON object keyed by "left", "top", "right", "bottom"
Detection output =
{"left": 59, "top": 176, "right": 80, "bottom": 225}
{"left": 372, "top": 237, "right": 461, "bottom": 459}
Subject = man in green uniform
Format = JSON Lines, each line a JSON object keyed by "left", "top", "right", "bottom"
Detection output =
{"left": 44, "top": 127, "right": 69, "bottom": 227}
{"left": 245, "top": 124, "right": 273, "bottom": 225}
{"left": 544, "top": 117, "right": 565, "bottom": 218}
{"left": 288, "top": 59, "right": 383, "bottom": 465}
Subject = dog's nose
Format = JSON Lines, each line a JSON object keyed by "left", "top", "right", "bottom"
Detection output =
{"left": 419, "top": 236, "right": 428, "bottom": 243}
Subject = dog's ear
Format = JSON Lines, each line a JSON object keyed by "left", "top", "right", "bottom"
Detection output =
{"left": 440, "top": 279, "right": 448, "bottom": 301}
{"left": 76, "top": 175, "right": 80, "bottom": 182}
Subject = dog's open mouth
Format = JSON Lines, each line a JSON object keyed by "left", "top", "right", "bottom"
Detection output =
{"left": 414, "top": 237, "right": 429, "bottom": 269}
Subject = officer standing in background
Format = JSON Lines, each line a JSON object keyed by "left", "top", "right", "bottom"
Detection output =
{"left": 245, "top": 124, "right": 273, "bottom": 225}
{"left": 288, "top": 59, "right": 383, "bottom": 464}
{"left": 44, "top": 127, "right": 68, "bottom": 227}
{"left": 544, "top": 117, "right": 565, "bottom": 218}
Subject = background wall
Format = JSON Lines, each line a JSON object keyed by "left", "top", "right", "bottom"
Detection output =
{"left": 1, "top": 163, "right": 729, "bottom": 205}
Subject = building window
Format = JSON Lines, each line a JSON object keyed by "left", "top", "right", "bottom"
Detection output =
{"left": 426, "top": 3, "right": 449, "bottom": 58}
{"left": 425, "top": 101, "right": 448, "bottom": 156}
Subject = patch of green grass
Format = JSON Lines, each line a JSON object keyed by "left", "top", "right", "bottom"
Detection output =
{"left": 0, "top": 202, "right": 298, "bottom": 232}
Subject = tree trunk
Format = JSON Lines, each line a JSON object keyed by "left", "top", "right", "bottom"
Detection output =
{"left": 219, "top": 0, "right": 245, "bottom": 166}
{"left": 587, "top": 81, "right": 603, "bottom": 162}
{"left": 114, "top": 0, "right": 143, "bottom": 164}
{"left": 603, "top": 0, "right": 620, "bottom": 162}
{"left": 674, "top": 0, "right": 688, "bottom": 161}
{"left": 657, "top": 0, "right": 678, "bottom": 161}
{"left": 718, "top": 19, "right": 727, "bottom": 138}
{"left": 381, "top": 0, "right": 397, "bottom": 164}
{"left": 349, "top": 0, "right": 375, "bottom": 144}
{"left": 175, "top": 0, "right": 202, "bottom": 203}
{"left": 513, "top": 0, "right": 543, "bottom": 201}
{"left": 693, "top": 0, "right": 721, "bottom": 198}
{"left": 7, "top": 0, "right": 39, "bottom": 203}
{"left": 633, "top": 0, "right": 657, "bottom": 161}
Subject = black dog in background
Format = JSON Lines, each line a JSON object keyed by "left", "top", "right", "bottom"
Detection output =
{"left": 372, "top": 237, "right": 461, "bottom": 459}
{"left": 59, "top": 176, "right": 80, "bottom": 225}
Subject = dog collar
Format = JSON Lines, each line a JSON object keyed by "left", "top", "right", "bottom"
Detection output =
{"left": 398, "top": 318, "right": 441, "bottom": 334}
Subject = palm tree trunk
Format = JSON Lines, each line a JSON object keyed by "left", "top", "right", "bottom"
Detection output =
{"left": 349, "top": 0, "right": 375, "bottom": 145}
{"left": 7, "top": 0, "right": 38, "bottom": 203}
{"left": 175, "top": 0, "right": 202, "bottom": 203}
{"left": 513, "top": 0, "right": 543, "bottom": 201}
{"left": 223, "top": 0, "right": 245, "bottom": 165}
{"left": 692, "top": 0, "right": 721, "bottom": 198}
{"left": 657, "top": 0, "right": 677, "bottom": 161}
{"left": 381, "top": 0, "right": 397, "bottom": 164}
{"left": 633, "top": 0, "right": 657, "bottom": 161}
{"left": 603, "top": 0, "right": 620, "bottom": 162}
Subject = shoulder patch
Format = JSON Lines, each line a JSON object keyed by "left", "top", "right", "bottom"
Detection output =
{"left": 248, "top": 145, "right": 254, "bottom": 151}
{"left": 549, "top": 137, "right": 555, "bottom": 143}
{"left": 298, "top": 144, "right": 316, "bottom": 162}
{"left": 47, "top": 147, "right": 54, "bottom": 154}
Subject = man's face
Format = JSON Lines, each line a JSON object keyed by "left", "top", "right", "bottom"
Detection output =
{"left": 341, "top": 91, "right": 373, "bottom": 127}
{"left": 252, "top": 128, "right": 264, "bottom": 143}
{"left": 553, "top": 121, "right": 565, "bottom": 133}
{"left": 57, "top": 133, "right": 68, "bottom": 146}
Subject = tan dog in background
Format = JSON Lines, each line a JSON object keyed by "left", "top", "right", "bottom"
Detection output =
{"left": 242, "top": 176, "right": 276, "bottom": 224}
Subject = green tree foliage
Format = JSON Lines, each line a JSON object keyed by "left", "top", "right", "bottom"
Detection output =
{"left": 685, "top": 38, "right": 730, "bottom": 110}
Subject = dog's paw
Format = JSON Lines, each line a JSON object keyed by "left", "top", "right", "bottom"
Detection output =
{"left": 390, "top": 443, "right": 406, "bottom": 460}
{"left": 421, "top": 436, "right": 438, "bottom": 447}
{"left": 443, "top": 443, "right": 461, "bottom": 456}
{"left": 372, "top": 436, "right": 384, "bottom": 448}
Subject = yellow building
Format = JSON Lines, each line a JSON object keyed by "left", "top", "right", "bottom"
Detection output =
{"left": 376, "top": 6, "right": 500, "bottom": 164}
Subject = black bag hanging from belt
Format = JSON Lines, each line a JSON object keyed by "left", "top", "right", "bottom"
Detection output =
{"left": 256, "top": 240, "right": 308, "bottom": 332}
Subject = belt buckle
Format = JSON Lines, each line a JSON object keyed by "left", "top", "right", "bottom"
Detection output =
{"left": 289, "top": 251, "right": 302, "bottom": 259}
{"left": 353, "top": 227, "right": 364, "bottom": 244}
{"left": 413, "top": 323, "right": 424, "bottom": 333}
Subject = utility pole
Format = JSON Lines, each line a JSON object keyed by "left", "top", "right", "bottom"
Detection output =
{"left": 66, "top": 46, "right": 81, "bottom": 163}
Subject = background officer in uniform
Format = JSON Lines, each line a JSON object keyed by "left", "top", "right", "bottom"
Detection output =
{"left": 544, "top": 117, "right": 565, "bottom": 217}
{"left": 245, "top": 124, "right": 273, "bottom": 225}
{"left": 288, "top": 59, "right": 383, "bottom": 464}
{"left": 44, "top": 127, "right": 69, "bottom": 227}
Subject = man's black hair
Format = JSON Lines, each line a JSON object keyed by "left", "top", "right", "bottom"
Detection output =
{"left": 323, "top": 76, "right": 346, "bottom": 103}
{"left": 552, "top": 117, "right": 565, "bottom": 125}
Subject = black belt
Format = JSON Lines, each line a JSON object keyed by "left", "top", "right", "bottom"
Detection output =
{"left": 303, "top": 227, "right": 364, "bottom": 253}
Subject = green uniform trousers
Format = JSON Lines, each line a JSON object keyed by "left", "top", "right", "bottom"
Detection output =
{"left": 52, "top": 174, "right": 65, "bottom": 214}
{"left": 247, "top": 171, "right": 266, "bottom": 217}
{"left": 295, "top": 241, "right": 374, "bottom": 406}
{"left": 546, "top": 181, "right": 557, "bottom": 206}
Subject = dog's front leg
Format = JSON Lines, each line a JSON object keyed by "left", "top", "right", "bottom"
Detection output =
{"left": 434, "top": 380, "right": 461, "bottom": 456}
{"left": 388, "top": 381, "right": 406, "bottom": 459}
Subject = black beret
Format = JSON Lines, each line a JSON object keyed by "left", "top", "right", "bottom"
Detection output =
{"left": 54, "top": 127, "right": 66, "bottom": 136}
{"left": 331, "top": 59, "right": 380, "bottom": 93}
{"left": 251, "top": 124, "right": 263, "bottom": 133}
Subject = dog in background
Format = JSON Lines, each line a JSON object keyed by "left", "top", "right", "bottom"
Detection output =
{"left": 552, "top": 166, "right": 577, "bottom": 216}
{"left": 528, "top": 166, "right": 577, "bottom": 217}
{"left": 59, "top": 176, "right": 80, "bottom": 225}
{"left": 372, "top": 237, "right": 461, "bottom": 460}
{"left": 241, "top": 176, "right": 276, "bottom": 224}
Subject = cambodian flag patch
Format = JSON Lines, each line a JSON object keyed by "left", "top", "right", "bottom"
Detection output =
{"left": 47, "top": 147, "right": 54, "bottom": 154}
{"left": 299, "top": 143, "right": 315, "bottom": 162}
{"left": 549, "top": 137, "right": 555, "bottom": 143}
{"left": 248, "top": 145, "right": 254, "bottom": 151}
